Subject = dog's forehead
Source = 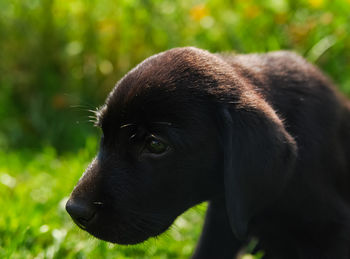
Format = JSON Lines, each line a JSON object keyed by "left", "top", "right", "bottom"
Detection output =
{"left": 116, "top": 47, "right": 214, "bottom": 91}
{"left": 98, "top": 47, "right": 221, "bottom": 128}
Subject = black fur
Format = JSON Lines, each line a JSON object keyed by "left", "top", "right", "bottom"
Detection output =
{"left": 66, "top": 47, "right": 350, "bottom": 258}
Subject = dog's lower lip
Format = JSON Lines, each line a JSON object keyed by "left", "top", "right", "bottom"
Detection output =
{"left": 73, "top": 212, "right": 98, "bottom": 230}
{"left": 75, "top": 218, "right": 87, "bottom": 230}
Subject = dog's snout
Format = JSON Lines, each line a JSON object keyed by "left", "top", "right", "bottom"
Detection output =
{"left": 66, "top": 198, "right": 96, "bottom": 229}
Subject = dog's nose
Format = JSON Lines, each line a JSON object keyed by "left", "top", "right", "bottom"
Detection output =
{"left": 66, "top": 199, "right": 96, "bottom": 229}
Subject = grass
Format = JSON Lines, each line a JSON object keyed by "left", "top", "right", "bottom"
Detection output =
{"left": 0, "top": 138, "right": 212, "bottom": 259}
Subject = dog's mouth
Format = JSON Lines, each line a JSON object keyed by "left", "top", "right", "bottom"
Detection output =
{"left": 79, "top": 210, "right": 176, "bottom": 245}
{"left": 66, "top": 195, "right": 180, "bottom": 244}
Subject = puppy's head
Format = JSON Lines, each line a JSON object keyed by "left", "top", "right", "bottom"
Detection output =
{"left": 66, "top": 47, "right": 297, "bottom": 244}
{"left": 66, "top": 47, "right": 227, "bottom": 244}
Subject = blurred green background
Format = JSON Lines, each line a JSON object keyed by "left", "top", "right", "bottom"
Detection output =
{"left": 0, "top": 0, "right": 349, "bottom": 258}
{"left": 1, "top": 0, "right": 350, "bottom": 151}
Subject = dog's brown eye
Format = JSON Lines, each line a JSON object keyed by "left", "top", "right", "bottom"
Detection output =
{"left": 145, "top": 136, "right": 168, "bottom": 154}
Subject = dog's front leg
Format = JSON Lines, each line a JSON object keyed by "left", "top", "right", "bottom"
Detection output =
{"left": 192, "top": 197, "right": 244, "bottom": 259}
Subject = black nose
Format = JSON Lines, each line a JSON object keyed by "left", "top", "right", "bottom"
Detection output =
{"left": 66, "top": 199, "right": 96, "bottom": 229}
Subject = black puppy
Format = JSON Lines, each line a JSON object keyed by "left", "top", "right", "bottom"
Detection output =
{"left": 66, "top": 47, "right": 350, "bottom": 259}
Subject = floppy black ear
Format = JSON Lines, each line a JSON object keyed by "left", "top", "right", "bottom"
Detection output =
{"left": 219, "top": 104, "right": 297, "bottom": 239}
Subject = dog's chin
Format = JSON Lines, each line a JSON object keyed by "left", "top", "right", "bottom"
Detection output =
{"left": 87, "top": 229, "right": 153, "bottom": 245}
{"left": 86, "top": 224, "right": 170, "bottom": 245}
{"left": 80, "top": 213, "right": 174, "bottom": 245}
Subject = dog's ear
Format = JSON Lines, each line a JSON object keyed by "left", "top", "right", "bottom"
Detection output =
{"left": 218, "top": 103, "right": 297, "bottom": 239}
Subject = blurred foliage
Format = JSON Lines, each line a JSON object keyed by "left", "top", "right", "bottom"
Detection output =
{"left": 0, "top": 0, "right": 350, "bottom": 151}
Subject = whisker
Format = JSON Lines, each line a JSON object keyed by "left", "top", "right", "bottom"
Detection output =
{"left": 87, "top": 109, "right": 100, "bottom": 115}
{"left": 68, "top": 104, "right": 103, "bottom": 127}
{"left": 69, "top": 104, "right": 93, "bottom": 109}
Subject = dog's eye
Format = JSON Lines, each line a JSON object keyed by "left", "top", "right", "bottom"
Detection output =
{"left": 145, "top": 136, "right": 168, "bottom": 154}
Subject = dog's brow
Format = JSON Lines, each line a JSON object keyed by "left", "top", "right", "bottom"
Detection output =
{"left": 120, "top": 123, "right": 136, "bottom": 129}
{"left": 120, "top": 122, "right": 172, "bottom": 129}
